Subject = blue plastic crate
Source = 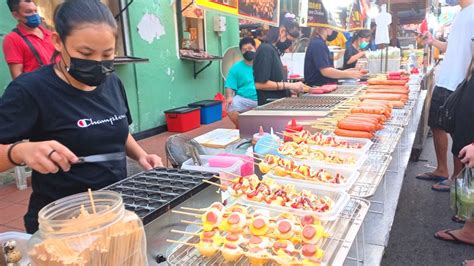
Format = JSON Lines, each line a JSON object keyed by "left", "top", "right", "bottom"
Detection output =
{"left": 188, "top": 100, "right": 222, "bottom": 125}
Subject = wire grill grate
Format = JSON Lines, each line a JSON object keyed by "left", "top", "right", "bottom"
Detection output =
{"left": 167, "top": 198, "right": 370, "bottom": 266}
{"left": 369, "top": 126, "right": 404, "bottom": 154}
{"left": 257, "top": 97, "right": 348, "bottom": 111}
{"left": 349, "top": 154, "right": 392, "bottom": 198}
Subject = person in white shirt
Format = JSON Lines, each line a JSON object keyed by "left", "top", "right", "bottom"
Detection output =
{"left": 416, "top": 0, "right": 474, "bottom": 192}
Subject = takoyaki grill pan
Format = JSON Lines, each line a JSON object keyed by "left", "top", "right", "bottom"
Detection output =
{"left": 102, "top": 168, "right": 215, "bottom": 225}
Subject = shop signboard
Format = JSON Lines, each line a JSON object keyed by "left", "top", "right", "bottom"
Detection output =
{"left": 348, "top": 0, "right": 369, "bottom": 31}
{"left": 299, "top": 0, "right": 368, "bottom": 31}
{"left": 195, "top": 0, "right": 280, "bottom": 26}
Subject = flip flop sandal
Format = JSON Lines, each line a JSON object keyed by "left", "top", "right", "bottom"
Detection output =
{"left": 434, "top": 229, "right": 474, "bottom": 246}
{"left": 416, "top": 172, "right": 448, "bottom": 181}
{"left": 432, "top": 179, "right": 451, "bottom": 192}
{"left": 452, "top": 215, "right": 466, "bottom": 224}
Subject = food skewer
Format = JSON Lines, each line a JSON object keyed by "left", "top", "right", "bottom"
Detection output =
{"left": 171, "top": 210, "right": 202, "bottom": 218}
{"left": 203, "top": 179, "right": 227, "bottom": 189}
{"left": 170, "top": 229, "right": 199, "bottom": 236}
{"left": 181, "top": 220, "right": 202, "bottom": 226}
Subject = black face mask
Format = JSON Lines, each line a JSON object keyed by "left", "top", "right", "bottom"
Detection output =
{"left": 243, "top": 51, "right": 255, "bottom": 61}
{"left": 327, "top": 31, "right": 338, "bottom": 42}
{"left": 276, "top": 39, "right": 292, "bottom": 56}
{"left": 64, "top": 51, "right": 115, "bottom": 86}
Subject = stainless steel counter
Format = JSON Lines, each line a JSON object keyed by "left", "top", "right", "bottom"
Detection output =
{"left": 411, "top": 66, "right": 436, "bottom": 161}
{"left": 144, "top": 185, "right": 221, "bottom": 265}
{"left": 143, "top": 74, "right": 430, "bottom": 265}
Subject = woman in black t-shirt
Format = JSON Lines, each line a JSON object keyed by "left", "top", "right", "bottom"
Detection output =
{"left": 0, "top": 0, "right": 162, "bottom": 233}
{"left": 253, "top": 18, "right": 305, "bottom": 106}
{"left": 343, "top": 30, "right": 371, "bottom": 70}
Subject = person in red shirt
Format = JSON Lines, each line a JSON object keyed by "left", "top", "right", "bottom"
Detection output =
{"left": 3, "top": 0, "right": 55, "bottom": 79}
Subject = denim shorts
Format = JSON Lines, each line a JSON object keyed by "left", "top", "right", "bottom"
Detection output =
{"left": 228, "top": 95, "right": 258, "bottom": 113}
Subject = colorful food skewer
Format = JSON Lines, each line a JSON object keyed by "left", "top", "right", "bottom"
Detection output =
{"left": 278, "top": 130, "right": 366, "bottom": 149}
{"left": 256, "top": 140, "right": 357, "bottom": 165}
{"left": 258, "top": 154, "right": 346, "bottom": 184}
{"left": 168, "top": 203, "right": 328, "bottom": 265}
{"left": 205, "top": 175, "right": 335, "bottom": 213}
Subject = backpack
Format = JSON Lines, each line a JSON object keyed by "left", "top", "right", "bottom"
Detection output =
{"left": 438, "top": 39, "right": 474, "bottom": 133}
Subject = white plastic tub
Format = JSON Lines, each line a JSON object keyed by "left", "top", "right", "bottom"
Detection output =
{"left": 0, "top": 232, "right": 32, "bottom": 266}
{"left": 368, "top": 58, "right": 401, "bottom": 74}
{"left": 182, "top": 155, "right": 244, "bottom": 202}
{"left": 181, "top": 155, "right": 243, "bottom": 178}
{"left": 265, "top": 164, "right": 360, "bottom": 192}
{"left": 238, "top": 179, "right": 350, "bottom": 221}
{"left": 287, "top": 149, "right": 368, "bottom": 171}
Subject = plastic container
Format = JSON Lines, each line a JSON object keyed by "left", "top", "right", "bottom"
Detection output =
{"left": 216, "top": 153, "right": 254, "bottom": 177}
{"left": 368, "top": 58, "right": 401, "bottom": 74}
{"left": 27, "top": 191, "right": 147, "bottom": 265}
{"left": 289, "top": 150, "right": 367, "bottom": 172}
{"left": 254, "top": 135, "right": 281, "bottom": 156}
{"left": 238, "top": 179, "right": 350, "bottom": 221}
{"left": 252, "top": 126, "right": 270, "bottom": 145}
{"left": 182, "top": 155, "right": 243, "bottom": 181}
{"left": 0, "top": 232, "right": 32, "bottom": 266}
{"left": 284, "top": 119, "right": 303, "bottom": 142}
{"left": 165, "top": 107, "right": 200, "bottom": 132}
{"left": 182, "top": 155, "right": 243, "bottom": 203}
{"left": 307, "top": 135, "right": 373, "bottom": 154}
{"left": 265, "top": 164, "right": 360, "bottom": 192}
{"left": 188, "top": 100, "right": 222, "bottom": 125}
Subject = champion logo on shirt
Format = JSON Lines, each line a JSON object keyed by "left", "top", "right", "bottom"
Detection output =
{"left": 77, "top": 115, "right": 127, "bottom": 128}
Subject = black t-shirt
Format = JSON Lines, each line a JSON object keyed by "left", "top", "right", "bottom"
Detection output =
{"left": 343, "top": 44, "right": 359, "bottom": 70}
{"left": 304, "top": 37, "right": 336, "bottom": 86}
{"left": 253, "top": 42, "right": 290, "bottom": 106}
{"left": 0, "top": 65, "right": 132, "bottom": 200}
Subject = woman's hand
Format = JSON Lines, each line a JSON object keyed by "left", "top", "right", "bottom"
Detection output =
{"left": 345, "top": 69, "right": 363, "bottom": 80}
{"left": 12, "top": 141, "right": 78, "bottom": 174}
{"left": 459, "top": 144, "right": 474, "bottom": 168}
{"left": 287, "top": 82, "right": 305, "bottom": 93}
{"left": 138, "top": 154, "right": 163, "bottom": 170}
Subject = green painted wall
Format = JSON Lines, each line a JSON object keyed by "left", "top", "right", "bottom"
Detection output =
{"left": 0, "top": 2, "right": 16, "bottom": 92}
{"left": 126, "top": 1, "right": 239, "bottom": 132}
{"left": 0, "top": 0, "right": 240, "bottom": 133}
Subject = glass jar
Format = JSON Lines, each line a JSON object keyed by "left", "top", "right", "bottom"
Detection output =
{"left": 27, "top": 191, "right": 147, "bottom": 265}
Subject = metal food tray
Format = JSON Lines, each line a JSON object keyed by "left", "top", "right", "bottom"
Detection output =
{"left": 349, "top": 153, "right": 393, "bottom": 198}
{"left": 256, "top": 97, "right": 347, "bottom": 111}
{"left": 369, "top": 126, "right": 404, "bottom": 154}
{"left": 304, "top": 85, "right": 363, "bottom": 97}
{"left": 102, "top": 168, "right": 215, "bottom": 225}
{"left": 166, "top": 198, "right": 370, "bottom": 266}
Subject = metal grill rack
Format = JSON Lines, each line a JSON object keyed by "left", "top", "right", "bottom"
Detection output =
{"left": 102, "top": 168, "right": 215, "bottom": 225}
{"left": 349, "top": 153, "right": 392, "bottom": 198}
{"left": 386, "top": 108, "right": 412, "bottom": 127}
{"left": 369, "top": 126, "right": 404, "bottom": 154}
{"left": 166, "top": 198, "right": 370, "bottom": 266}
{"left": 256, "top": 97, "right": 347, "bottom": 111}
